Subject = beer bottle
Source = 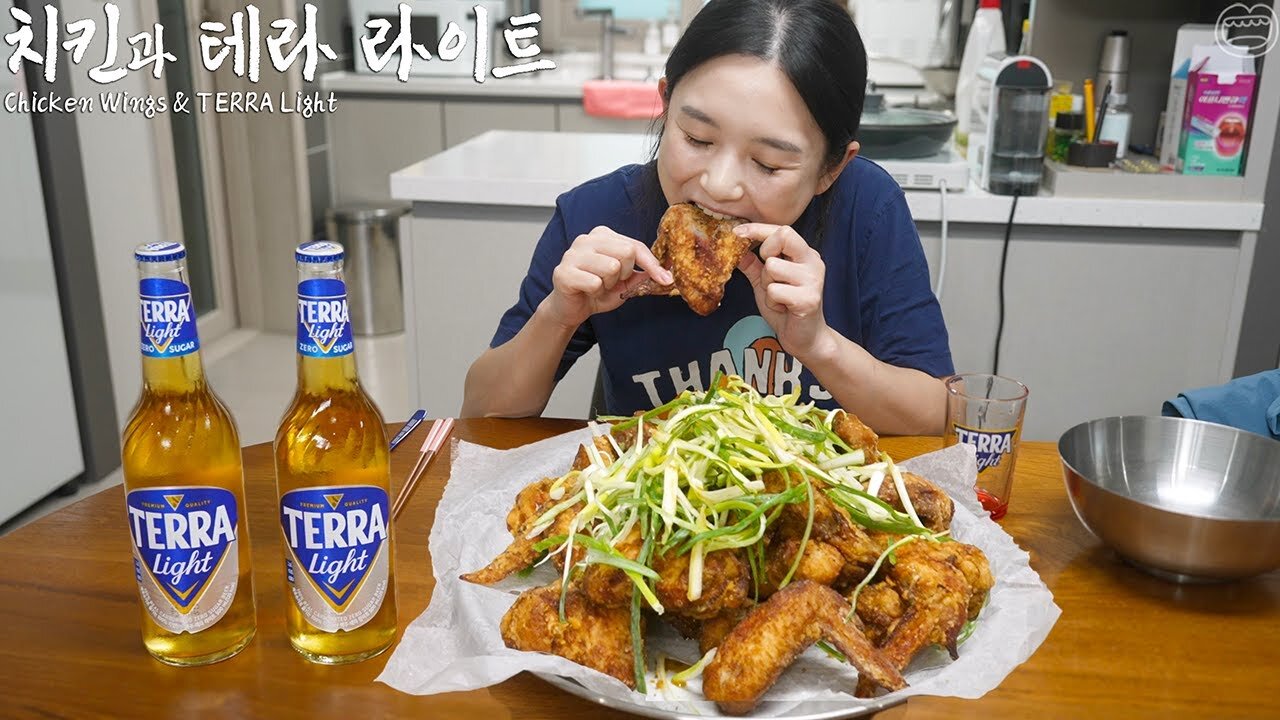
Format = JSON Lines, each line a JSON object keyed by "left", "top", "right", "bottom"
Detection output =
{"left": 121, "top": 242, "right": 257, "bottom": 666}
{"left": 275, "top": 241, "right": 397, "bottom": 664}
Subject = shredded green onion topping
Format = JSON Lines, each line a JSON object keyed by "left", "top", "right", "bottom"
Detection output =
{"left": 534, "top": 374, "right": 935, "bottom": 689}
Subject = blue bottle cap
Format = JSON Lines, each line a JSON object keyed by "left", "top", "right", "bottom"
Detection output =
{"left": 296, "top": 241, "right": 345, "bottom": 264}
{"left": 134, "top": 242, "right": 187, "bottom": 263}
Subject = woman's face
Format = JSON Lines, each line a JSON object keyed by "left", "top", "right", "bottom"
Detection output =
{"left": 656, "top": 54, "right": 853, "bottom": 225}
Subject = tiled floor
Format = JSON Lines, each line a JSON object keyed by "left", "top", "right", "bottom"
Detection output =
{"left": 0, "top": 330, "right": 411, "bottom": 536}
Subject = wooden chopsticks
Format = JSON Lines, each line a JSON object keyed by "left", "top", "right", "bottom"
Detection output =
{"left": 391, "top": 417, "right": 454, "bottom": 521}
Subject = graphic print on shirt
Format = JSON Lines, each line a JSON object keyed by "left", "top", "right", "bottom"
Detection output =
{"left": 629, "top": 316, "right": 831, "bottom": 405}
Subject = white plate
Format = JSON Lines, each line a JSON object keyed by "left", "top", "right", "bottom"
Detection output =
{"left": 533, "top": 672, "right": 907, "bottom": 719}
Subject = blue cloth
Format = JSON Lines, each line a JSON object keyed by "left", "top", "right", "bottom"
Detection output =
{"left": 1161, "top": 369, "right": 1280, "bottom": 440}
{"left": 491, "top": 157, "right": 954, "bottom": 416}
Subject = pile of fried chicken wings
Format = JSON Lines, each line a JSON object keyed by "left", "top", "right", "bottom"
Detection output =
{"left": 462, "top": 376, "right": 993, "bottom": 715}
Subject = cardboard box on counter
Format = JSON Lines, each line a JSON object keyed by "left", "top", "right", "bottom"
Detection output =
{"left": 1159, "top": 24, "right": 1214, "bottom": 170}
{"left": 1177, "top": 46, "right": 1256, "bottom": 176}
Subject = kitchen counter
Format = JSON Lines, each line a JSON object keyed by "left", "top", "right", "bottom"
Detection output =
{"left": 320, "top": 58, "right": 942, "bottom": 104}
{"left": 392, "top": 131, "right": 1264, "bottom": 231}
{"left": 322, "top": 69, "right": 589, "bottom": 100}
{"left": 391, "top": 130, "right": 1261, "bottom": 440}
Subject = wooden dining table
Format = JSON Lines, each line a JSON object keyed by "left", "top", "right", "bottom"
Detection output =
{"left": 1, "top": 417, "right": 1277, "bottom": 719}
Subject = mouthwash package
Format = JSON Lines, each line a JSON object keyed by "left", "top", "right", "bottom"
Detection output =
{"left": 1178, "top": 46, "right": 1257, "bottom": 176}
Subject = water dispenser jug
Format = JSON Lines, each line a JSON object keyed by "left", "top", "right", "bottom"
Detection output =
{"left": 968, "top": 54, "right": 1053, "bottom": 196}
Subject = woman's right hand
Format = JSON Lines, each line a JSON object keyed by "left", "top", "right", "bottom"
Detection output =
{"left": 540, "top": 226, "right": 673, "bottom": 329}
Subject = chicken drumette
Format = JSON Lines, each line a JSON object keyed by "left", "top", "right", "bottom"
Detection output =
{"left": 623, "top": 203, "right": 752, "bottom": 316}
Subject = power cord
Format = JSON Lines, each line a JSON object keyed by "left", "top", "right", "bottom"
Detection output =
{"left": 933, "top": 179, "right": 949, "bottom": 300}
{"left": 992, "top": 192, "right": 1019, "bottom": 377}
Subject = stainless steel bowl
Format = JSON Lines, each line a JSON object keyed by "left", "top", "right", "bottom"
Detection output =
{"left": 1059, "top": 416, "right": 1280, "bottom": 582}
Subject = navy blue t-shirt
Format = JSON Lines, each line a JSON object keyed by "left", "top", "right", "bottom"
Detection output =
{"left": 491, "top": 156, "right": 954, "bottom": 416}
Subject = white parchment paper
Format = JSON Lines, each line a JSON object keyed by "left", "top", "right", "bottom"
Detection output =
{"left": 378, "top": 429, "right": 1061, "bottom": 716}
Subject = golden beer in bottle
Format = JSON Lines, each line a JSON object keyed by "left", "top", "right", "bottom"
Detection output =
{"left": 121, "top": 242, "right": 257, "bottom": 666}
{"left": 274, "top": 241, "right": 397, "bottom": 664}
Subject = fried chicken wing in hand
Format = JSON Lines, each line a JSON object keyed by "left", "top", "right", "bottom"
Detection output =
{"left": 702, "top": 580, "right": 906, "bottom": 715}
{"left": 622, "top": 203, "right": 751, "bottom": 316}
{"left": 501, "top": 580, "right": 639, "bottom": 688}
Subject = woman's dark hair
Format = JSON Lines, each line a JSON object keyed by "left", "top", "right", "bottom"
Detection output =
{"left": 635, "top": 0, "right": 868, "bottom": 245}
{"left": 660, "top": 0, "right": 868, "bottom": 173}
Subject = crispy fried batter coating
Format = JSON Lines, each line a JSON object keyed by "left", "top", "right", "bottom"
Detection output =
{"left": 500, "top": 581, "right": 639, "bottom": 688}
{"left": 623, "top": 203, "right": 750, "bottom": 316}
{"left": 463, "top": 438, "right": 616, "bottom": 585}
{"left": 582, "top": 526, "right": 644, "bottom": 608}
{"left": 695, "top": 608, "right": 750, "bottom": 655}
{"left": 652, "top": 548, "right": 751, "bottom": 620}
{"left": 832, "top": 410, "right": 880, "bottom": 458}
{"left": 475, "top": 405, "right": 995, "bottom": 709}
{"left": 876, "top": 471, "right": 955, "bottom": 534}
{"left": 852, "top": 582, "right": 905, "bottom": 646}
{"left": 572, "top": 435, "right": 618, "bottom": 471}
{"left": 662, "top": 607, "right": 752, "bottom": 656}
{"left": 761, "top": 535, "right": 846, "bottom": 593}
{"left": 762, "top": 471, "right": 884, "bottom": 591}
{"left": 702, "top": 580, "right": 907, "bottom": 714}
{"left": 853, "top": 539, "right": 981, "bottom": 697}
{"left": 506, "top": 476, "right": 558, "bottom": 533}
{"left": 462, "top": 502, "right": 572, "bottom": 586}
{"left": 932, "top": 540, "right": 993, "bottom": 620}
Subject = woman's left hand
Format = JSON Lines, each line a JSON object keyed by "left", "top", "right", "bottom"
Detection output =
{"left": 734, "top": 223, "right": 834, "bottom": 362}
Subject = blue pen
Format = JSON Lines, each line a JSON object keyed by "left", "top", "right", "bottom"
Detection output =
{"left": 390, "top": 409, "right": 427, "bottom": 451}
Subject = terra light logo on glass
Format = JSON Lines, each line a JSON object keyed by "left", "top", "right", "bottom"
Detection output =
{"left": 943, "top": 373, "right": 1030, "bottom": 521}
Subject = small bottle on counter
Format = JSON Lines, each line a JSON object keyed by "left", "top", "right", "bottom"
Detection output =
{"left": 1097, "top": 93, "right": 1133, "bottom": 159}
{"left": 1048, "top": 112, "right": 1086, "bottom": 163}
{"left": 955, "top": 0, "right": 1006, "bottom": 149}
{"left": 1045, "top": 81, "right": 1074, "bottom": 155}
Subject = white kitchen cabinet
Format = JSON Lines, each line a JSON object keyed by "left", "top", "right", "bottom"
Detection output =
{"left": 916, "top": 222, "right": 1246, "bottom": 441}
{"left": 557, "top": 104, "right": 656, "bottom": 135}
{"left": 399, "top": 205, "right": 600, "bottom": 419}
{"left": 328, "top": 97, "right": 446, "bottom": 204}
{"left": 443, "top": 101, "right": 558, "bottom": 148}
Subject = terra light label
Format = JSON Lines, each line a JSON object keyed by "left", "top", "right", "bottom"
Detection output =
{"left": 139, "top": 278, "right": 199, "bottom": 357}
{"left": 280, "top": 486, "right": 389, "bottom": 631}
{"left": 126, "top": 486, "right": 239, "bottom": 633}
{"left": 296, "top": 278, "right": 354, "bottom": 357}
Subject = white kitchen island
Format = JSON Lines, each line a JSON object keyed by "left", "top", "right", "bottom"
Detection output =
{"left": 392, "top": 130, "right": 1264, "bottom": 440}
